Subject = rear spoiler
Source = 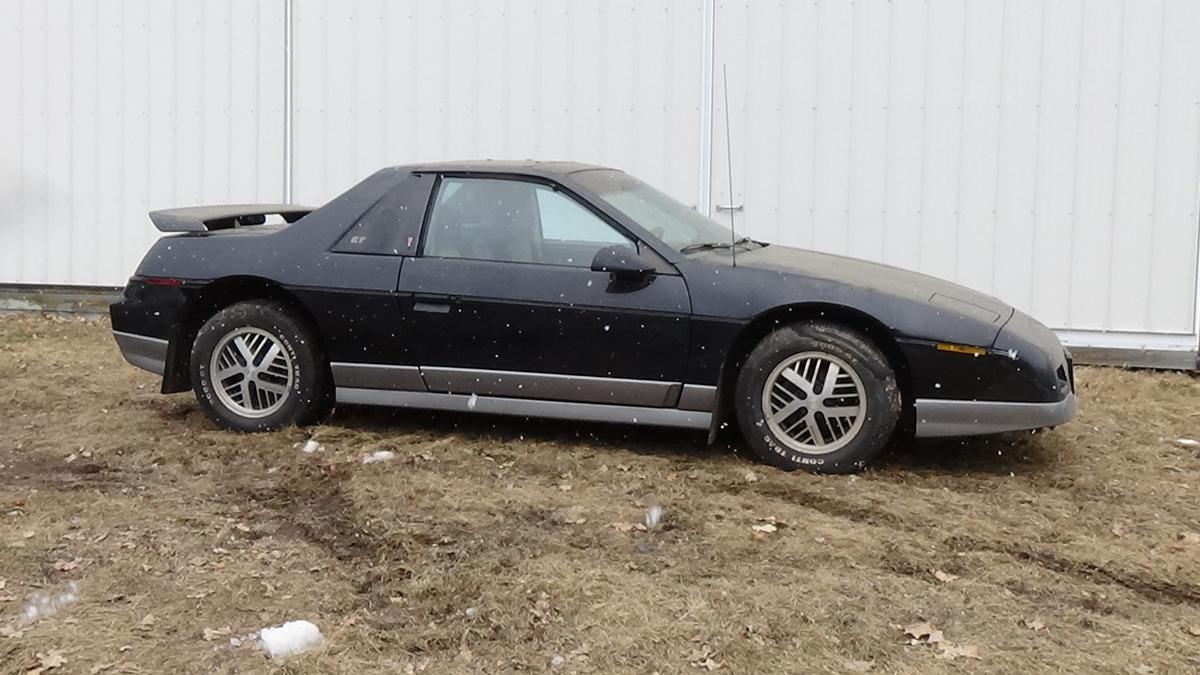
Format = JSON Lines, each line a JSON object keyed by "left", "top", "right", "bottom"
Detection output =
{"left": 148, "top": 204, "right": 314, "bottom": 233}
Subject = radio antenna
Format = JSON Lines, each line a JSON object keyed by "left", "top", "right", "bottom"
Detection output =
{"left": 722, "top": 64, "right": 737, "bottom": 267}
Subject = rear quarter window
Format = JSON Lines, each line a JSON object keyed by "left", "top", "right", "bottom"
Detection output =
{"left": 333, "top": 172, "right": 435, "bottom": 256}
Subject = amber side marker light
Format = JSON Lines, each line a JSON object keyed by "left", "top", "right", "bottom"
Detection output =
{"left": 935, "top": 342, "right": 988, "bottom": 357}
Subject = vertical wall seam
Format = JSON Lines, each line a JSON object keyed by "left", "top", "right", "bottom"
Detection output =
{"left": 809, "top": 0, "right": 821, "bottom": 248}
{"left": 774, "top": 0, "right": 787, "bottom": 243}
{"left": 989, "top": 0, "right": 1008, "bottom": 294}
{"left": 698, "top": 0, "right": 715, "bottom": 215}
{"left": 473, "top": 2, "right": 482, "bottom": 154}
{"left": 170, "top": 1, "right": 178, "bottom": 205}
{"left": 1027, "top": 0, "right": 1048, "bottom": 314}
{"left": 952, "top": 0, "right": 969, "bottom": 283}
{"left": 844, "top": 0, "right": 857, "bottom": 255}
{"left": 1190, "top": 7, "right": 1200, "bottom": 348}
{"left": 915, "top": 0, "right": 931, "bottom": 271}
{"left": 95, "top": 0, "right": 104, "bottom": 284}
{"left": 879, "top": 0, "right": 895, "bottom": 263}
{"left": 1192, "top": 78, "right": 1200, "bottom": 349}
{"left": 16, "top": 0, "right": 25, "bottom": 281}
{"left": 352, "top": 8, "right": 360, "bottom": 175}
{"left": 225, "top": 0, "right": 233, "bottom": 200}
{"left": 1064, "top": 1, "right": 1087, "bottom": 327}
{"left": 1145, "top": 0, "right": 1167, "bottom": 330}
{"left": 199, "top": 1, "right": 206, "bottom": 198}
{"left": 1103, "top": 0, "right": 1127, "bottom": 328}
{"left": 283, "top": 0, "right": 293, "bottom": 202}
{"left": 253, "top": 0, "right": 260, "bottom": 199}
{"left": 67, "top": 3, "right": 75, "bottom": 283}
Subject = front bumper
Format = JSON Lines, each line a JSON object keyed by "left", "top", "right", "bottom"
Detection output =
{"left": 913, "top": 391, "right": 1077, "bottom": 438}
{"left": 113, "top": 331, "right": 169, "bottom": 375}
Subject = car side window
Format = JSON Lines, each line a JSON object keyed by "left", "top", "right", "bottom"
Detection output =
{"left": 535, "top": 187, "right": 629, "bottom": 245}
{"left": 423, "top": 177, "right": 634, "bottom": 267}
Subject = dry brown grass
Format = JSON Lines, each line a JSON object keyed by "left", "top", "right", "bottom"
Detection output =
{"left": 1, "top": 313, "right": 1199, "bottom": 674}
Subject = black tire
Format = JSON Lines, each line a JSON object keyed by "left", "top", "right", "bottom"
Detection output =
{"left": 190, "top": 300, "right": 332, "bottom": 432}
{"left": 734, "top": 321, "right": 901, "bottom": 473}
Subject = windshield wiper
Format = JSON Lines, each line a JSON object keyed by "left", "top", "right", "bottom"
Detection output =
{"left": 679, "top": 236, "right": 760, "bottom": 255}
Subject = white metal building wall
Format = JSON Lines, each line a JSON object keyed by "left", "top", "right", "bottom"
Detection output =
{"left": 710, "top": 0, "right": 1200, "bottom": 351}
{"left": 288, "top": 0, "right": 704, "bottom": 209}
{"left": 2, "top": 0, "right": 1199, "bottom": 357}
{"left": 0, "top": 0, "right": 286, "bottom": 287}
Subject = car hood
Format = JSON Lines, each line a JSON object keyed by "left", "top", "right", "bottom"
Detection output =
{"left": 744, "top": 244, "right": 1009, "bottom": 318}
{"left": 685, "top": 243, "right": 1015, "bottom": 346}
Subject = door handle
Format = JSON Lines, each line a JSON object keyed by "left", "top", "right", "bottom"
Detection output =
{"left": 413, "top": 295, "right": 455, "bottom": 314}
{"left": 715, "top": 203, "right": 744, "bottom": 212}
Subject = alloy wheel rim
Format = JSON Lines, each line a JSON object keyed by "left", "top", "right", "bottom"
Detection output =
{"left": 209, "top": 327, "right": 294, "bottom": 418}
{"left": 761, "top": 351, "right": 867, "bottom": 455}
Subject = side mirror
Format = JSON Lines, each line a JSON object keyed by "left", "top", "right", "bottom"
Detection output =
{"left": 590, "top": 245, "right": 654, "bottom": 280}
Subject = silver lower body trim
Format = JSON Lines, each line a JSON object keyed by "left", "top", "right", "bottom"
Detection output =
{"left": 420, "top": 366, "right": 681, "bottom": 407}
{"left": 330, "top": 362, "right": 424, "bottom": 391}
{"left": 113, "top": 331, "right": 169, "bottom": 375}
{"left": 678, "top": 384, "right": 717, "bottom": 411}
{"left": 914, "top": 393, "right": 1078, "bottom": 438}
{"left": 336, "top": 387, "right": 712, "bottom": 430}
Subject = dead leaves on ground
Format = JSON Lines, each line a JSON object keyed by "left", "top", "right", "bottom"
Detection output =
{"left": 903, "top": 621, "right": 944, "bottom": 646}
{"left": 936, "top": 644, "right": 983, "bottom": 661}
{"left": 51, "top": 558, "right": 82, "bottom": 572}
{"left": 202, "top": 626, "right": 232, "bottom": 641}
{"left": 688, "top": 642, "right": 723, "bottom": 670}
{"left": 750, "top": 516, "right": 787, "bottom": 541}
{"left": 901, "top": 622, "right": 982, "bottom": 661}
{"left": 26, "top": 649, "right": 66, "bottom": 674}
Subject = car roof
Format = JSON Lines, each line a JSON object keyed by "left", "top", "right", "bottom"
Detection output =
{"left": 398, "top": 159, "right": 615, "bottom": 179}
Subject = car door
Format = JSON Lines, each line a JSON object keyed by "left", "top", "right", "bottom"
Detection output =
{"left": 397, "top": 175, "right": 692, "bottom": 407}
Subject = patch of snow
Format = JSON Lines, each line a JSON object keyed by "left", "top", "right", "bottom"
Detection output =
{"left": 644, "top": 504, "right": 663, "bottom": 531}
{"left": 1173, "top": 438, "right": 1200, "bottom": 448}
{"left": 300, "top": 439, "right": 322, "bottom": 454}
{"left": 467, "top": 392, "right": 479, "bottom": 410}
{"left": 18, "top": 581, "right": 79, "bottom": 627}
{"left": 362, "top": 450, "right": 396, "bottom": 464}
{"left": 259, "top": 620, "right": 324, "bottom": 659}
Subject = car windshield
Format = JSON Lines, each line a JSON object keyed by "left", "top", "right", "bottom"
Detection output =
{"left": 572, "top": 169, "right": 737, "bottom": 253}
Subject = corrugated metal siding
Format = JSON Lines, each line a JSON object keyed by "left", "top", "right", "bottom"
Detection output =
{"left": 711, "top": 0, "right": 1200, "bottom": 335}
{"left": 2, "top": 0, "right": 1199, "bottom": 345}
{"left": 0, "top": 0, "right": 285, "bottom": 287}
{"left": 290, "top": 0, "right": 704, "bottom": 206}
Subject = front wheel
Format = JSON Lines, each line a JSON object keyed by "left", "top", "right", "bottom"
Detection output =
{"left": 734, "top": 321, "right": 901, "bottom": 473}
{"left": 190, "top": 301, "right": 332, "bottom": 432}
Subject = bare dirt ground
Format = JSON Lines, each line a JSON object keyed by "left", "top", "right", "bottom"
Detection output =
{"left": 1, "top": 314, "right": 1199, "bottom": 674}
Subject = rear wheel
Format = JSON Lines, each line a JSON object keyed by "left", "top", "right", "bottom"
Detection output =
{"left": 190, "top": 301, "right": 331, "bottom": 432}
{"left": 734, "top": 321, "right": 900, "bottom": 473}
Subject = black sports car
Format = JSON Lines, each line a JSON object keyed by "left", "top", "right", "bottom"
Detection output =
{"left": 110, "top": 161, "right": 1076, "bottom": 472}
